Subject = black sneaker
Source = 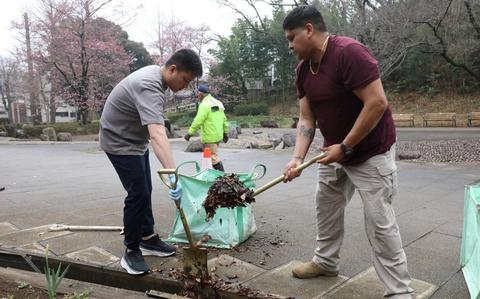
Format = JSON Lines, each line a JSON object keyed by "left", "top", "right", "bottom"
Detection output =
{"left": 140, "top": 234, "right": 176, "bottom": 257}
{"left": 121, "top": 249, "right": 149, "bottom": 275}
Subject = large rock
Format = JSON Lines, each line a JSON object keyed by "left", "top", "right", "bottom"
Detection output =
{"left": 260, "top": 120, "right": 279, "bottom": 128}
{"left": 245, "top": 141, "right": 259, "bottom": 149}
{"left": 258, "top": 143, "right": 273, "bottom": 149}
{"left": 282, "top": 133, "right": 296, "bottom": 147}
{"left": 228, "top": 127, "right": 238, "bottom": 139}
{"left": 397, "top": 151, "right": 421, "bottom": 160}
{"left": 185, "top": 140, "right": 203, "bottom": 152}
{"left": 42, "top": 127, "right": 57, "bottom": 141}
{"left": 268, "top": 133, "right": 282, "bottom": 148}
{"left": 275, "top": 141, "right": 285, "bottom": 150}
{"left": 166, "top": 128, "right": 181, "bottom": 138}
{"left": 57, "top": 132, "right": 73, "bottom": 142}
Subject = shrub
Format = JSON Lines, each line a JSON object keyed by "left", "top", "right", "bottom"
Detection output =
{"left": 233, "top": 102, "right": 268, "bottom": 116}
{"left": 21, "top": 122, "right": 100, "bottom": 138}
{"left": 166, "top": 111, "right": 196, "bottom": 128}
{"left": 23, "top": 125, "right": 44, "bottom": 138}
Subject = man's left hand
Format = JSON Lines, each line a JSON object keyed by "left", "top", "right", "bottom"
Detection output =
{"left": 223, "top": 133, "right": 229, "bottom": 143}
{"left": 318, "top": 144, "right": 344, "bottom": 164}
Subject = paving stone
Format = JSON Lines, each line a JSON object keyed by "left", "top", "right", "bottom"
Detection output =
{"left": 20, "top": 242, "right": 48, "bottom": 255}
{"left": 145, "top": 256, "right": 183, "bottom": 272}
{"left": 244, "top": 260, "right": 347, "bottom": 299}
{"left": 430, "top": 270, "right": 470, "bottom": 299}
{"left": 0, "top": 225, "right": 71, "bottom": 246}
{"left": 65, "top": 246, "right": 119, "bottom": 266}
{"left": 39, "top": 231, "right": 120, "bottom": 255}
{"left": 207, "top": 254, "right": 265, "bottom": 283}
{"left": 324, "top": 267, "right": 436, "bottom": 299}
{"left": 0, "top": 222, "right": 18, "bottom": 236}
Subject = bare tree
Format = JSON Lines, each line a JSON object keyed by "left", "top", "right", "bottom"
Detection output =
{"left": 32, "top": 0, "right": 72, "bottom": 123}
{"left": 24, "top": 13, "right": 42, "bottom": 124}
{"left": 0, "top": 57, "right": 21, "bottom": 124}
{"left": 414, "top": 0, "right": 480, "bottom": 81}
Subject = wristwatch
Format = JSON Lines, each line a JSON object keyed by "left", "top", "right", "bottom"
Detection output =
{"left": 340, "top": 143, "right": 353, "bottom": 157}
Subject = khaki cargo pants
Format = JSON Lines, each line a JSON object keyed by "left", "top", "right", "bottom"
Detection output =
{"left": 203, "top": 143, "right": 221, "bottom": 165}
{"left": 312, "top": 145, "right": 414, "bottom": 298}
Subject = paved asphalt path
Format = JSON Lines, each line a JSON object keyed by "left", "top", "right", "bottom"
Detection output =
{"left": 1, "top": 128, "right": 479, "bottom": 298}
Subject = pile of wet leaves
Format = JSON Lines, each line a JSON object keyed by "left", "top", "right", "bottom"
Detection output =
{"left": 167, "top": 269, "right": 293, "bottom": 299}
{"left": 203, "top": 174, "right": 255, "bottom": 220}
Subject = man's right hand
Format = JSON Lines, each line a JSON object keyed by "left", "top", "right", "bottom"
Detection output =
{"left": 184, "top": 134, "right": 191, "bottom": 141}
{"left": 168, "top": 175, "right": 182, "bottom": 202}
{"left": 283, "top": 158, "right": 303, "bottom": 182}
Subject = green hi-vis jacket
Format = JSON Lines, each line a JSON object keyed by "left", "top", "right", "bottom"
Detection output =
{"left": 188, "top": 94, "right": 229, "bottom": 144}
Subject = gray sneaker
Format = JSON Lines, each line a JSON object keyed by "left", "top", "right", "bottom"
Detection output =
{"left": 140, "top": 234, "right": 176, "bottom": 257}
{"left": 121, "top": 249, "right": 149, "bottom": 275}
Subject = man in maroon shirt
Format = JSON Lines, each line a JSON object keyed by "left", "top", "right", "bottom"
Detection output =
{"left": 282, "top": 5, "right": 413, "bottom": 298}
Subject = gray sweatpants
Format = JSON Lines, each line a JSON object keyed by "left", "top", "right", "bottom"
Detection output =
{"left": 312, "top": 145, "right": 414, "bottom": 298}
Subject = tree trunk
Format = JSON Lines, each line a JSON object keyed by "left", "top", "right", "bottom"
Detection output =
{"left": 4, "top": 79, "right": 14, "bottom": 124}
{"left": 24, "top": 13, "right": 41, "bottom": 124}
{"left": 49, "top": 90, "right": 56, "bottom": 124}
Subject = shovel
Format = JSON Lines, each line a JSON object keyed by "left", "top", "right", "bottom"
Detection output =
{"left": 242, "top": 151, "right": 327, "bottom": 200}
{"left": 158, "top": 169, "right": 209, "bottom": 279}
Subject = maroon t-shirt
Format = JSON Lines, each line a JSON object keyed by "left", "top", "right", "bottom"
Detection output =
{"left": 296, "top": 35, "right": 396, "bottom": 165}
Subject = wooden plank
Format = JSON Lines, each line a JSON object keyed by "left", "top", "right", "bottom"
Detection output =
{"left": 467, "top": 112, "right": 480, "bottom": 127}
{"left": 392, "top": 114, "right": 415, "bottom": 127}
{"left": 423, "top": 113, "right": 456, "bottom": 127}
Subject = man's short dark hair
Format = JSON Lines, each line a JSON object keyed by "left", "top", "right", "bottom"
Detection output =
{"left": 283, "top": 5, "right": 327, "bottom": 32}
{"left": 165, "top": 49, "right": 203, "bottom": 77}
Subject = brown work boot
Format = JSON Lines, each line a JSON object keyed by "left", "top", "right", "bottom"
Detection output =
{"left": 292, "top": 261, "right": 339, "bottom": 279}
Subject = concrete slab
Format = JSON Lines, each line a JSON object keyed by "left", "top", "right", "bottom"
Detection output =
{"left": 0, "top": 225, "right": 71, "bottom": 246}
{"left": 430, "top": 270, "right": 470, "bottom": 299}
{"left": 65, "top": 246, "right": 119, "bottom": 266}
{"left": 144, "top": 256, "right": 183, "bottom": 271}
{"left": 0, "top": 222, "right": 18, "bottom": 236}
{"left": 107, "top": 256, "right": 183, "bottom": 275}
{"left": 244, "top": 260, "right": 347, "bottom": 299}
{"left": 323, "top": 267, "right": 436, "bottom": 299}
{"left": 207, "top": 254, "right": 265, "bottom": 283}
{"left": 39, "top": 231, "right": 120, "bottom": 255}
{"left": 20, "top": 242, "right": 48, "bottom": 255}
{"left": 403, "top": 233, "right": 462, "bottom": 285}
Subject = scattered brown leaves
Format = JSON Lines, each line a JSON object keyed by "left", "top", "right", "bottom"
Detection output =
{"left": 167, "top": 269, "right": 293, "bottom": 298}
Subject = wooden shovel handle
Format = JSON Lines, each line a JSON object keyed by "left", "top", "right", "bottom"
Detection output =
{"left": 252, "top": 152, "right": 327, "bottom": 197}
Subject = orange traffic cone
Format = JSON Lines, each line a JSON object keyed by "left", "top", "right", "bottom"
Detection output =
{"left": 201, "top": 147, "right": 213, "bottom": 170}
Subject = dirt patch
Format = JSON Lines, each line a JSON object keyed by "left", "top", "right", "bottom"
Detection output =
{"left": 0, "top": 277, "right": 49, "bottom": 298}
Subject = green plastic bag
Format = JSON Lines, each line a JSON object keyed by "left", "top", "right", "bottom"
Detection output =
{"left": 166, "top": 161, "right": 266, "bottom": 248}
{"left": 461, "top": 184, "right": 480, "bottom": 299}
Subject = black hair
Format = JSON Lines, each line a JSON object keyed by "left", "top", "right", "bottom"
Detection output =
{"left": 282, "top": 5, "right": 327, "bottom": 32}
{"left": 165, "top": 49, "right": 203, "bottom": 77}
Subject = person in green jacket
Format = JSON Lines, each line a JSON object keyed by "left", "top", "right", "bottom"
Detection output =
{"left": 184, "top": 84, "right": 229, "bottom": 171}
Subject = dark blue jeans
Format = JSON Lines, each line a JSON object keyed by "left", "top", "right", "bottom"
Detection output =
{"left": 106, "top": 150, "right": 155, "bottom": 250}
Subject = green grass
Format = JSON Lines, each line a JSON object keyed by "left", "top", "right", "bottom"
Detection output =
{"left": 228, "top": 115, "right": 292, "bottom": 128}
{"left": 166, "top": 111, "right": 293, "bottom": 129}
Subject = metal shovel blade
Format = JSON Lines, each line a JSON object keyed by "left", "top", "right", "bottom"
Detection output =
{"left": 182, "top": 246, "right": 208, "bottom": 279}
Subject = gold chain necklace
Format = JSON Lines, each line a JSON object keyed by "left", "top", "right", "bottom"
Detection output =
{"left": 309, "top": 35, "right": 329, "bottom": 75}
